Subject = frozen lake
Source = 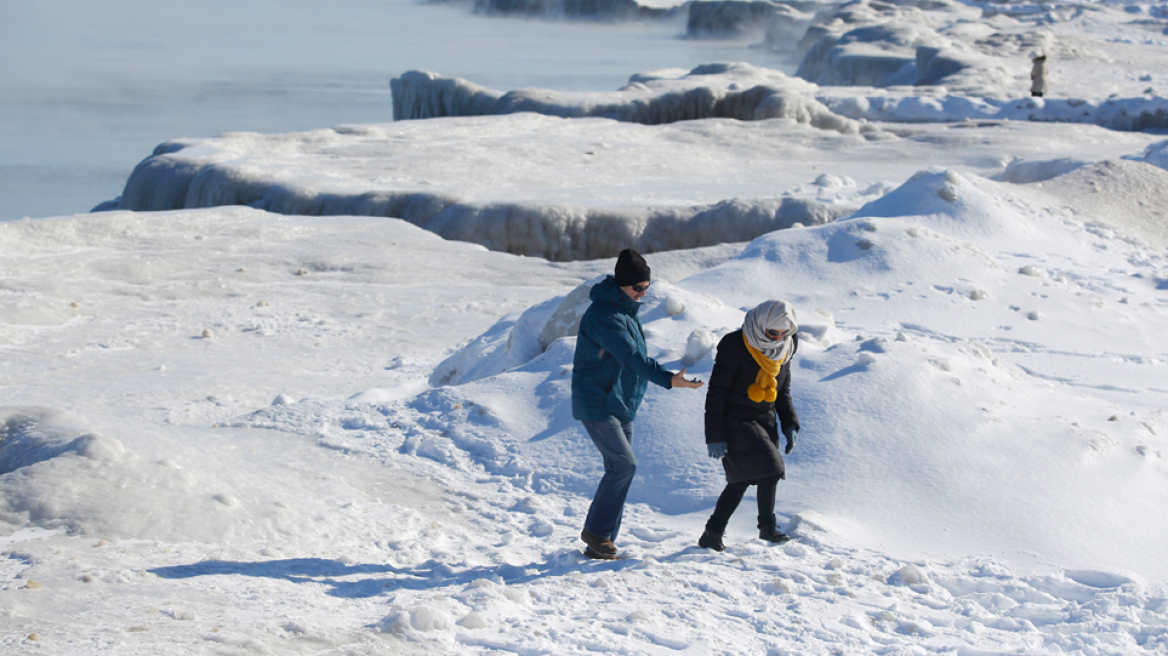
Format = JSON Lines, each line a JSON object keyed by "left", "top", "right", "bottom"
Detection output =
{"left": 0, "top": 0, "right": 792, "bottom": 222}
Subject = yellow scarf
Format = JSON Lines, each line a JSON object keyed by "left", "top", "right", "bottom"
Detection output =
{"left": 744, "top": 332, "right": 786, "bottom": 403}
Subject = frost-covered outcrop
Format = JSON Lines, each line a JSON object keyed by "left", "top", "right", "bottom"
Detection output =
{"left": 392, "top": 64, "right": 871, "bottom": 134}
{"left": 394, "top": 62, "right": 1168, "bottom": 132}
{"left": 685, "top": 0, "right": 819, "bottom": 46}
{"left": 474, "top": 0, "right": 682, "bottom": 20}
{"left": 818, "top": 93, "right": 1168, "bottom": 131}
{"left": 110, "top": 109, "right": 859, "bottom": 261}
{"left": 391, "top": 72, "right": 504, "bottom": 121}
{"left": 117, "top": 147, "right": 850, "bottom": 261}
{"left": 794, "top": 0, "right": 988, "bottom": 88}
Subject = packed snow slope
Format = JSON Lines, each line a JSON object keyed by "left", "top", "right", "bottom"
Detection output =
{"left": 3, "top": 165, "right": 1168, "bottom": 652}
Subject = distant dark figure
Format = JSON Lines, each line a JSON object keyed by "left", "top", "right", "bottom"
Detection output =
{"left": 1031, "top": 54, "right": 1048, "bottom": 97}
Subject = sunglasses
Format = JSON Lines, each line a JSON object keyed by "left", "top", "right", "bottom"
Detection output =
{"left": 766, "top": 328, "right": 792, "bottom": 340}
{"left": 630, "top": 283, "right": 650, "bottom": 293}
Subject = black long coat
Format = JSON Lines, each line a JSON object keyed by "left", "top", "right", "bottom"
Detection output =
{"left": 704, "top": 330, "right": 800, "bottom": 484}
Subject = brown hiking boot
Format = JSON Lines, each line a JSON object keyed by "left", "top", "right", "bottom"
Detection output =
{"left": 580, "top": 529, "right": 618, "bottom": 558}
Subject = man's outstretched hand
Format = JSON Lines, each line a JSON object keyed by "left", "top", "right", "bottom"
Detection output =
{"left": 671, "top": 368, "right": 704, "bottom": 389}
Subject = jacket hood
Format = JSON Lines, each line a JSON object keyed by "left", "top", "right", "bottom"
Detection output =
{"left": 590, "top": 275, "right": 640, "bottom": 315}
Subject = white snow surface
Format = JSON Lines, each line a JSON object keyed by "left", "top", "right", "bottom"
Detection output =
{"left": 5, "top": 0, "right": 1168, "bottom": 653}
{"left": 4, "top": 162, "right": 1168, "bottom": 653}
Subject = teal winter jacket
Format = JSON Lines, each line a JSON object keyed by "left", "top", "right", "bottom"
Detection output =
{"left": 571, "top": 276, "right": 674, "bottom": 423}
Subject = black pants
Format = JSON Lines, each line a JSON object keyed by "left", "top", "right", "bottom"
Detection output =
{"left": 705, "top": 476, "right": 780, "bottom": 534}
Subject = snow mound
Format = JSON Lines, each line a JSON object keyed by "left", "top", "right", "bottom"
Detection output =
{"left": 993, "top": 157, "right": 1090, "bottom": 184}
{"left": 1125, "top": 138, "right": 1168, "bottom": 172}
{"left": 0, "top": 408, "right": 124, "bottom": 476}
{"left": 431, "top": 278, "right": 730, "bottom": 387}
{"left": 1026, "top": 159, "right": 1168, "bottom": 248}
{"left": 851, "top": 168, "right": 1041, "bottom": 241}
{"left": 0, "top": 406, "right": 460, "bottom": 545}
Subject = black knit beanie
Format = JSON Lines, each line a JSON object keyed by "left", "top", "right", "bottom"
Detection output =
{"left": 614, "top": 249, "right": 651, "bottom": 287}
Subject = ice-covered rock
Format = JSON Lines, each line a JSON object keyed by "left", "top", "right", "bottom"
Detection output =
{"left": 391, "top": 70, "right": 503, "bottom": 121}
{"left": 686, "top": 0, "right": 818, "bottom": 46}
{"left": 817, "top": 93, "right": 1168, "bottom": 131}
{"left": 475, "top": 0, "right": 682, "bottom": 20}
{"left": 111, "top": 112, "right": 855, "bottom": 262}
{"left": 799, "top": 21, "right": 949, "bottom": 87}
{"left": 794, "top": 0, "right": 980, "bottom": 86}
{"left": 391, "top": 63, "right": 868, "bottom": 134}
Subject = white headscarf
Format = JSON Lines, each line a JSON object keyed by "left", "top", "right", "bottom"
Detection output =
{"left": 743, "top": 299, "right": 797, "bottom": 362}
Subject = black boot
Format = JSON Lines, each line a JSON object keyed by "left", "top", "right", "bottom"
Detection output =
{"left": 698, "top": 529, "right": 725, "bottom": 552}
{"left": 758, "top": 514, "right": 790, "bottom": 544}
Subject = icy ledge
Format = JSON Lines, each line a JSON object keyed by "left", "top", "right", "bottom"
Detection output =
{"left": 394, "top": 62, "right": 1168, "bottom": 132}
{"left": 103, "top": 96, "right": 866, "bottom": 261}
{"left": 392, "top": 63, "right": 871, "bottom": 134}
{"left": 112, "top": 141, "right": 849, "bottom": 263}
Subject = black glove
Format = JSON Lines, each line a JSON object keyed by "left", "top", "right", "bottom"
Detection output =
{"left": 783, "top": 427, "right": 798, "bottom": 454}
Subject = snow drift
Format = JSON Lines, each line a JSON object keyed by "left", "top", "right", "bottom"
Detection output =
{"left": 0, "top": 406, "right": 436, "bottom": 544}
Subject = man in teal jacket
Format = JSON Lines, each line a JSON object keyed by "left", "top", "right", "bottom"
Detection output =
{"left": 572, "top": 249, "right": 703, "bottom": 560}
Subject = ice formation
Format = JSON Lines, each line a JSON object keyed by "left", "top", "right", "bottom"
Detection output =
{"left": 395, "top": 62, "right": 1168, "bottom": 131}
{"left": 392, "top": 64, "right": 868, "bottom": 133}
{"left": 475, "top": 0, "right": 684, "bottom": 20}
{"left": 686, "top": 0, "right": 818, "bottom": 44}
{"left": 109, "top": 97, "right": 874, "bottom": 261}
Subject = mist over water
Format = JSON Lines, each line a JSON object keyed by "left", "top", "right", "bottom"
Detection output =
{"left": 0, "top": 0, "right": 791, "bottom": 222}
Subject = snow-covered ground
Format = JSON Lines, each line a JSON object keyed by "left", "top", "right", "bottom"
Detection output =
{"left": 4, "top": 164, "right": 1168, "bottom": 653}
{"left": 4, "top": 0, "right": 1168, "bottom": 654}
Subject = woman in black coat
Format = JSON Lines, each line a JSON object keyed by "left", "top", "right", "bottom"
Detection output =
{"left": 699, "top": 299, "right": 800, "bottom": 551}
